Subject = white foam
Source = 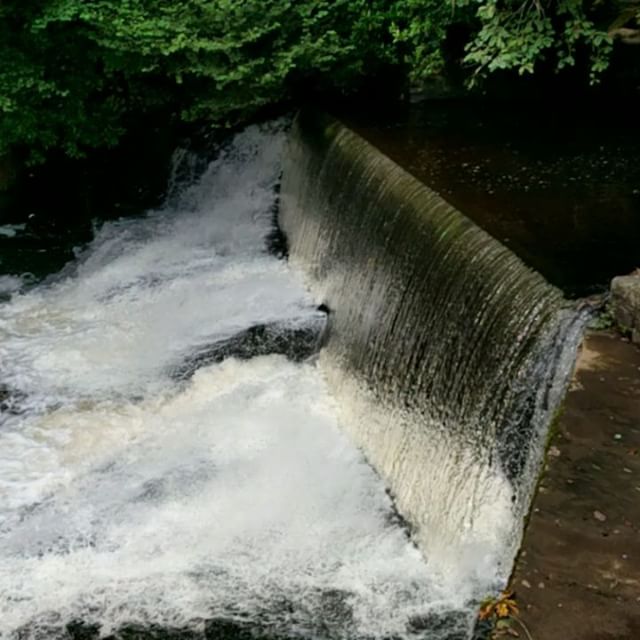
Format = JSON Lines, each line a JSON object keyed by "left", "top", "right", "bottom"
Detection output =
{"left": 0, "top": 274, "right": 25, "bottom": 295}
{"left": 0, "top": 358, "right": 454, "bottom": 637}
{"left": 317, "top": 361, "right": 516, "bottom": 594}
{"left": 0, "top": 126, "right": 313, "bottom": 404}
{"left": 0, "top": 124, "right": 471, "bottom": 639}
{"left": 0, "top": 224, "right": 26, "bottom": 238}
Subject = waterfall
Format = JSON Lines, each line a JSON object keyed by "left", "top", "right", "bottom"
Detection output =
{"left": 280, "top": 111, "right": 586, "bottom": 590}
{"left": 0, "top": 122, "right": 462, "bottom": 640}
{"left": 0, "top": 114, "right": 586, "bottom": 640}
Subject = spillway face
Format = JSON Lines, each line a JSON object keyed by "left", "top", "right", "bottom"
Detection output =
{"left": 280, "top": 112, "right": 586, "bottom": 592}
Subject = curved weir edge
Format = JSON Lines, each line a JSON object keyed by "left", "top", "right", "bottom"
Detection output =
{"left": 279, "top": 110, "right": 589, "bottom": 598}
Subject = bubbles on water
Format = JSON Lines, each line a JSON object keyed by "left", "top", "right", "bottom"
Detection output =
{"left": 0, "top": 224, "right": 27, "bottom": 238}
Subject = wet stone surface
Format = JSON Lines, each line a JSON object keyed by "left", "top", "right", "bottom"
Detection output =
{"left": 510, "top": 331, "right": 640, "bottom": 640}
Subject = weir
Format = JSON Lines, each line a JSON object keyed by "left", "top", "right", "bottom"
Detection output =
{"left": 280, "top": 111, "right": 586, "bottom": 589}
{"left": 0, "top": 117, "right": 589, "bottom": 640}
{"left": 1, "top": 124, "right": 459, "bottom": 640}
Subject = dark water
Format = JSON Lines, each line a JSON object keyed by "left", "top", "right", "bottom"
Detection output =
{"left": 345, "top": 100, "right": 640, "bottom": 297}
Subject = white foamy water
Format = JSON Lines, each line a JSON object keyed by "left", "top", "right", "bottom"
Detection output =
{"left": 0, "top": 275, "right": 25, "bottom": 296}
{"left": 0, "top": 128, "right": 311, "bottom": 405}
{"left": 0, "top": 224, "right": 26, "bottom": 238}
{"left": 0, "top": 124, "right": 471, "bottom": 639}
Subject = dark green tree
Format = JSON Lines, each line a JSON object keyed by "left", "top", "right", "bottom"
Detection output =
{"left": 0, "top": 0, "right": 392, "bottom": 162}
{"left": 1, "top": 1, "right": 638, "bottom": 163}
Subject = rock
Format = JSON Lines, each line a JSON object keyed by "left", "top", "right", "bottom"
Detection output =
{"left": 611, "top": 273, "right": 640, "bottom": 344}
{"left": 168, "top": 313, "right": 327, "bottom": 380}
{"left": 593, "top": 510, "right": 607, "bottom": 522}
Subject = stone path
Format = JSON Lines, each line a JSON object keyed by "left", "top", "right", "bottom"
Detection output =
{"left": 510, "top": 331, "right": 640, "bottom": 640}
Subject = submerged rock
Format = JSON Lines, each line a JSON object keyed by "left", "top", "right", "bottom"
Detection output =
{"left": 168, "top": 313, "right": 327, "bottom": 381}
{"left": 611, "top": 272, "right": 640, "bottom": 344}
{"left": 0, "top": 383, "right": 26, "bottom": 416}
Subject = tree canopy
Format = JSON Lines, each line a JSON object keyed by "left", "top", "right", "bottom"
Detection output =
{"left": 1, "top": 0, "right": 638, "bottom": 162}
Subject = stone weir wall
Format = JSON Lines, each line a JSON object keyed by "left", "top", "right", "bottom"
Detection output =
{"left": 279, "top": 110, "right": 587, "bottom": 590}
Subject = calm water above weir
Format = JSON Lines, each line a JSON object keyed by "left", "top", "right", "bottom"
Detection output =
{"left": 346, "top": 100, "right": 640, "bottom": 297}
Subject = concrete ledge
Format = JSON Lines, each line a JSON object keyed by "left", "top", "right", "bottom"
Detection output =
{"left": 510, "top": 331, "right": 640, "bottom": 639}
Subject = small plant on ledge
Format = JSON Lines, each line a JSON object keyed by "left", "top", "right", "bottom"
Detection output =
{"left": 478, "top": 591, "right": 533, "bottom": 640}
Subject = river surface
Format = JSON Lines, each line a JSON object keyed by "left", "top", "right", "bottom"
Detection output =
{"left": 0, "top": 124, "right": 479, "bottom": 640}
{"left": 347, "top": 100, "right": 640, "bottom": 297}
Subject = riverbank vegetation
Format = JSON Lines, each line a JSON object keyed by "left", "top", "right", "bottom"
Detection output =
{"left": 1, "top": 1, "right": 639, "bottom": 164}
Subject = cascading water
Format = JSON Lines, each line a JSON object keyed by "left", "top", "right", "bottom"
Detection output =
{"left": 0, "top": 114, "right": 585, "bottom": 640}
{"left": 0, "top": 123, "right": 467, "bottom": 640}
{"left": 280, "top": 112, "right": 586, "bottom": 593}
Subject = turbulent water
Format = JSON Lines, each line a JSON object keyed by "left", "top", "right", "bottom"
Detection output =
{"left": 281, "top": 112, "right": 586, "bottom": 592}
{"left": 0, "top": 124, "right": 478, "bottom": 640}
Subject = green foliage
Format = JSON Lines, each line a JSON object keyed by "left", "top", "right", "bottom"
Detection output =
{"left": 0, "top": 0, "right": 634, "bottom": 162}
{"left": 589, "top": 305, "right": 615, "bottom": 330}
{"left": 1, "top": 2, "right": 128, "bottom": 162}
{"left": 389, "top": 1, "right": 468, "bottom": 80}
{"left": 34, "top": 0, "right": 385, "bottom": 118}
{"left": 457, "top": 0, "right": 615, "bottom": 85}
{"left": 0, "top": 0, "right": 391, "bottom": 162}
{"left": 381, "top": 1, "right": 624, "bottom": 86}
